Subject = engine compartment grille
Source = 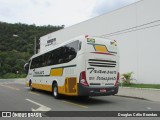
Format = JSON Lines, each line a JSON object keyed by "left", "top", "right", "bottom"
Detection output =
{"left": 88, "top": 59, "right": 116, "bottom": 67}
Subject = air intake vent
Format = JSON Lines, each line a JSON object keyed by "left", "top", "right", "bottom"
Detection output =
{"left": 88, "top": 59, "right": 116, "bottom": 67}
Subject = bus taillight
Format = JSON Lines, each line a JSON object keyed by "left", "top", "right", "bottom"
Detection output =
{"left": 115, "top": 72, "right": 120, "bottom": 87}
{"left": 79, "top": 71, "right": 89, "bottom": 87}
{"left": 85, "top": 35, "right": 89, "bottom": 38}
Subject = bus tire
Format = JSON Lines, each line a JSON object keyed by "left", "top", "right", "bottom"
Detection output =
{"left": 29, "top": 80, "right": 35, "bottom": 91}
{"left": 52, "top": 83, "right": 60, "bottom": 99}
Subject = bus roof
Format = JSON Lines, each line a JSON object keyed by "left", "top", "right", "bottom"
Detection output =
{"left": 30, "top": 35, "right": 115, "bottom": 59}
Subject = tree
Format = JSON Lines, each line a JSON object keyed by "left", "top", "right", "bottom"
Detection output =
{"left": 0, "top": 21, "right": 64, "bottom": 78}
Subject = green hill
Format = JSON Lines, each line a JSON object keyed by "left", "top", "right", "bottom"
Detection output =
{"left": 0, "top": 21, "right": 64, "bottom": 78}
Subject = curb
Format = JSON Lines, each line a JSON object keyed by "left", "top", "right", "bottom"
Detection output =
{"left": 119, "top": 86, "right": 160, "bottom": 91}
{"left": 115, "top": 95, "right": 150, "bottom": 101}
{"left": 118, "top": 87, "right": 160, "bottom": 102}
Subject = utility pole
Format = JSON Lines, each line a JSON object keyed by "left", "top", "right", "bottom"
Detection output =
{"left": 34, "top": 36, "right": 36, "bottom": 54}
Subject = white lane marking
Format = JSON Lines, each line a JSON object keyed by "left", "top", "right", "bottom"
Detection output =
{"left": 26, "top": 99, "right": 51, "bottom": 111}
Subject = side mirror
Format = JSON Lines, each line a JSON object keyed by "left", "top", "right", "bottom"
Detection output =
{"left": 24, "top": 63, "right": 29, "bottom": 74}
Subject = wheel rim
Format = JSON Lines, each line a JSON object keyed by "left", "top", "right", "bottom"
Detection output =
{"left": 54, "top": 86, "right": 57, "bottom": 97}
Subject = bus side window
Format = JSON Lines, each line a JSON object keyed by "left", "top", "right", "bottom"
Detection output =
{"left": 58, "top": 59, "right": 63, "bottom": 64}
{"left": 64, "top": 40, "right": 79, "bottom": 62}
{"left": 46, "top": 53, "right": 51, "bottom": 66}
{"left": 30, "top": 59, "right": 35, "bottom": 69}
{"left": 30, "top": 40, "right": 80, "bottom": 68}
{"left": 43, "top": 53, "right": 48, "bottom": 67}
{"left": 39, "top": 55, "right": 43, "bottom": 67}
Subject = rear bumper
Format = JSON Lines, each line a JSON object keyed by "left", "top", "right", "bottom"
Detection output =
{"left": 78, "top": 84, "right": 119, "bottom": 96}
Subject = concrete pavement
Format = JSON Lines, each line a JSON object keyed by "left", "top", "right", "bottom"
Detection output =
{"left": 118, "top": 87, "right": 160, "bottom": 102}
{"left": 16, "top": 78, "right": 160, "bottom": 102}
{"left": 1, "top": 78, "right": 160, "bottom": 102}
{"left": 0, "top": 79, "right": 160, "bottom": 112}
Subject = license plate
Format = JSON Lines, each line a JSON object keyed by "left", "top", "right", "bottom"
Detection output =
{"left": 100, "top": 89, "right": 106, "bottom": 93}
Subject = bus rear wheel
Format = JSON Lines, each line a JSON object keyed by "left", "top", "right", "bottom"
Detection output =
{"left": 52, "top": 83, "right": 60, "bottom": 99}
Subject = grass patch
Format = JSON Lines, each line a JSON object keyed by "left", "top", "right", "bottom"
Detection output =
{"left": 121, "top": 83, "right": 160, "bottom": 89}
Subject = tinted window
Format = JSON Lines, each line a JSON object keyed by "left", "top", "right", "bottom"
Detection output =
{"left": 63, "top": 41, "right": 79, "bottom": 63}
{"left": 30, "top": 40, "right": 79, "bottom": 69}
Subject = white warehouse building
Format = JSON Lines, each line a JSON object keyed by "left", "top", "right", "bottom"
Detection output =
{"left": 40, "top": 0, "right": 160, "bottom": 84}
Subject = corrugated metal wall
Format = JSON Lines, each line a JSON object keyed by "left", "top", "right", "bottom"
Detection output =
{"left": 40, "top": 0, "right": 160, "bottom": 84}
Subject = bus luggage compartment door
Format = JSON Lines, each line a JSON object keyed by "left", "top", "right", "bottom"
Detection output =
{"left": 65, "top": 77, "right": 78, "bottom": 95}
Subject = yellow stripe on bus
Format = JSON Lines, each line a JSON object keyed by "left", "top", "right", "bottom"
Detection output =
{"left": 27, "top": 77, "right": 78, "bottom": 96}
{"left": 32, "top": 83, "right": 52, "bottom": 92}
{"left": 94, "top": 45, "right": 108, "bottom": 52}
{"left": 50, "top": 68, "right": 63, "bottom": 76}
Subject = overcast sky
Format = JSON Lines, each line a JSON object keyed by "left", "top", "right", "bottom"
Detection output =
{"left": 0, "top": 0, "right": 139, "bottom": 27}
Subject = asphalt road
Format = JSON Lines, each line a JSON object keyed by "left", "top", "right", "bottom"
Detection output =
{"left": 0, "top": 79, "right": 160, "bottom": 119}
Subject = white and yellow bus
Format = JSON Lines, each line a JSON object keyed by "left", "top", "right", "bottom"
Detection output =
{"left": 25, "top": 35, "right": 119, "bottom": 98}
